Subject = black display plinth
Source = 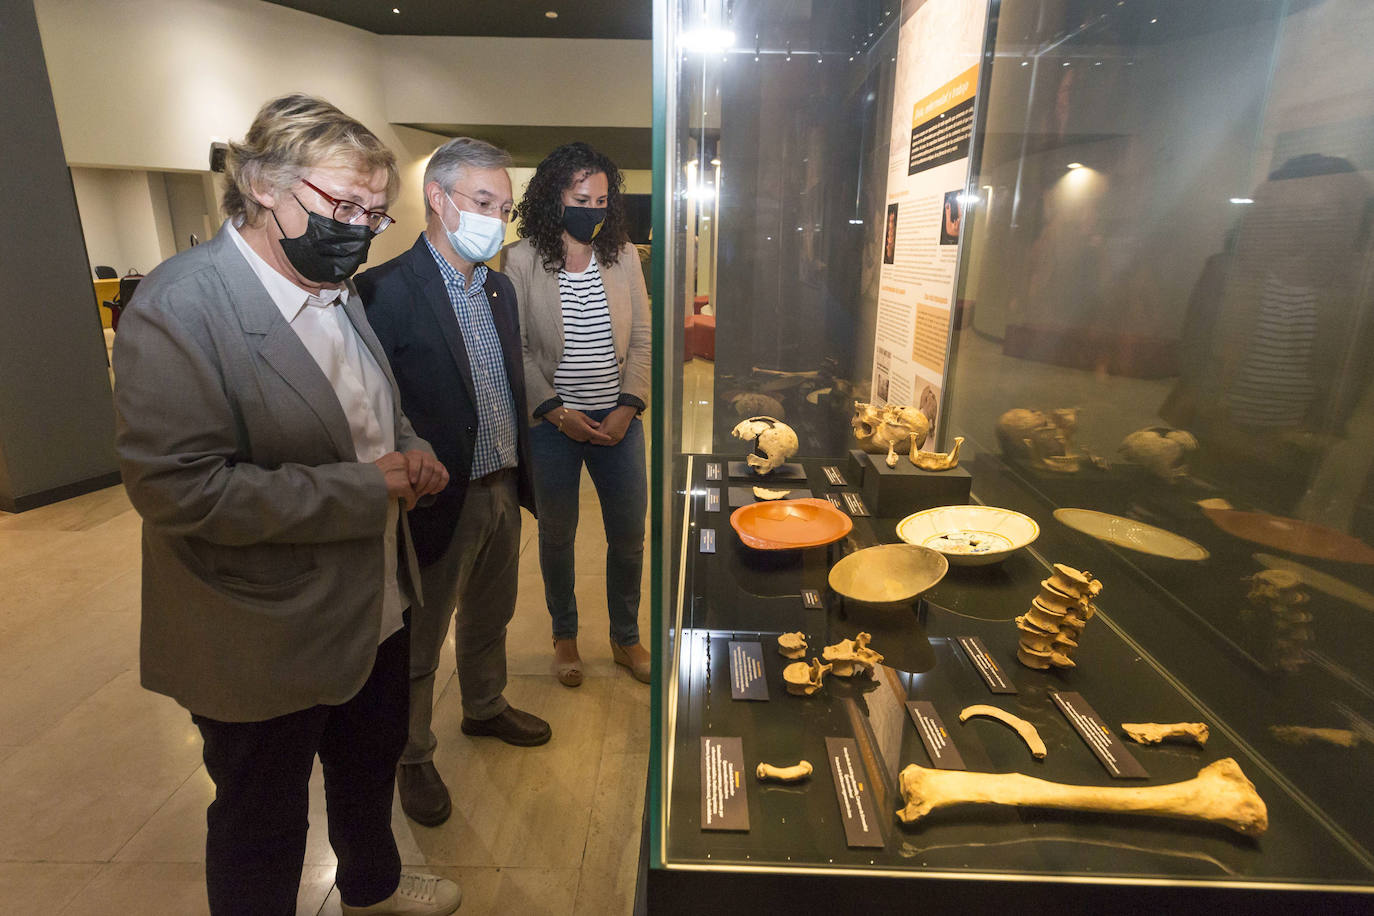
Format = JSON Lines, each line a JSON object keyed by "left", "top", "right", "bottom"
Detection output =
{"left": 856, "top": 451, "right": 972, "bottom": 516}
{"left": 726, "top": 460, "right": 808, "bottom": 481}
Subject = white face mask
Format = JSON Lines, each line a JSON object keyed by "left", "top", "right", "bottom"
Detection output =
{"left": 442, "top": 192, "right": 505, "bottom": 262}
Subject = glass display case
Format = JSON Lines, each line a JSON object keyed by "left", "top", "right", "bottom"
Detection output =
{"left": 644, "top": 0, "right": 1374, "bottom": 909}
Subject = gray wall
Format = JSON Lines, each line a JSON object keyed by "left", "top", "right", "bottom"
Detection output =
{"left": 0, "top": 0, "right": 119, "bottom": 511}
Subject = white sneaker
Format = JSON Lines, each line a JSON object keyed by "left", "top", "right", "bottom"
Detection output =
{"left": 340, "top": 871, "right": 461, "bottom": 915}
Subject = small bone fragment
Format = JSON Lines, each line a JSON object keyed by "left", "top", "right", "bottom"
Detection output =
{"left": 821, "top": 632, "right": 885, "bottom": 677}
{"left": 910, "top": 436, "right": 964, "bottom": 471}
{"left": 783, "top": 658, "right": 832, "bottom": 696}
{"left": 896, "top": 758, "right": 1268, "bottom": 836}
{"left": 756, "top": 760, "right": 813, "bottom": 783}
{"left": 776, "top": 631, "right": 807, "bottom": 659}
{"left": 1269, "top": 725, "right": 1360, "bottom": 748}
{"left": 1122, "top": 722, "right": 1209, "bottom": 747}
{"left": 959, "top": 705, "right": 1048, "bottom": 759}
{"left": 1049, "top": 650, "right": 1076, "bottom": 668}
{"left": 753, "top": 486, "right": 791, "bottom": 500}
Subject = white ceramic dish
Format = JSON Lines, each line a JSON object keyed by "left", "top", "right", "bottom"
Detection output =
{"left": 827, "top": 543, "right": 949, "bottom": 605}
{"left": 896, "top": 505, "right": 1040, "bottom": 566}
{"left": 1053, "top": 508, "right": 1209, "bottom": 561}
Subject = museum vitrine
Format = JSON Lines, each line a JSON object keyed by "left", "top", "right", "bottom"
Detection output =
{"left": 644, "top": 0, "right": 1374, "bottom": 909}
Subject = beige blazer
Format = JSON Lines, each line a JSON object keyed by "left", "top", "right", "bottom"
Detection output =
{"left": 113, "top": 227, "right": 429, "bottom": 723}
{"left": 504, "top": 238, "right": 652, "bottom": 425}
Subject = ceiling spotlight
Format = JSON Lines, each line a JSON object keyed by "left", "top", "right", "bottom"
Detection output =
{"left": 1067, "top": 162, "right": 1085, "bottom": 169}
{"left": 681, "top": 27, "right": 736, "bottom": 52}
{"left": 392, "top": 6, "right": 399, "bottom": 12}
{"left": 1021, "top": 60, "right": 1029, "bottom": 66}
{"left": 545, "top": 10, "right": 558, "bottom": 18}
{"left": 1150, "top": 17, "right": 1158, "bottom": 23}
{"left": 1229, "top": 197, "right": 1254, "bottom": 204}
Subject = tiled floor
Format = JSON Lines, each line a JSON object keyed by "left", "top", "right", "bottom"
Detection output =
{"left": 0, "top": 473, "right": 650, "bottom": 915}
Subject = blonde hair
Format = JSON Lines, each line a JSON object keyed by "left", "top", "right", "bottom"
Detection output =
{"left": 222, "top": 93, "right": 400, "bottom": 226}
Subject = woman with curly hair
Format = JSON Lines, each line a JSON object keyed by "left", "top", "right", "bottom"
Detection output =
{"left": 505, "top": 142, "right": 651, "bottom": 687}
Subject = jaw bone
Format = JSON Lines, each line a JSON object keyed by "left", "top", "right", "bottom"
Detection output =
{"left": 896, "top": 758, "right": 1268, "bottom": 836}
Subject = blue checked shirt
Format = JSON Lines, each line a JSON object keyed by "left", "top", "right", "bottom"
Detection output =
{"left": 426, "top": 238, "right": 519, "bottom": 479}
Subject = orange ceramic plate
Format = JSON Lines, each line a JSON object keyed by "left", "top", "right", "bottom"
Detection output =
{"left": 1203, "top": 508, "right": 1374, "bottom": 565}
{"left": 730, "top": 498, "right": 853, "bottom": 550}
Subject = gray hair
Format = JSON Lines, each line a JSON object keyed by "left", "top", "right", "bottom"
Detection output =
{"left": 423, "top": 137, "right": 513, "bottom": 216}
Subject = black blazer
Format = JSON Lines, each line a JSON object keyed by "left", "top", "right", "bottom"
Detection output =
{"left": 357, "top": 234, "right": 536, "bottom": 567}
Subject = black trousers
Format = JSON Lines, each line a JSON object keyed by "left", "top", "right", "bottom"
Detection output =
{"left": 192, "top": 622, "right": 409, "bottom": 916}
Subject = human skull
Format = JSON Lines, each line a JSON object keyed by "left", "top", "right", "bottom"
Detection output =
{"left": 1119, "top": 426, "right": 1198, "bottom": 480}
{"left": 731, "top": 416, "right": 799, "bottom": 474}
{"left": 852, "top": 402, "right": 930, "bottom": 466}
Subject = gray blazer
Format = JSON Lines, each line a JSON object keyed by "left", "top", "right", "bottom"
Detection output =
{"left": 113, "top": 226, "right": 430, "bottom": 723}
{"left": 504, "top": 238, "right": 652, "bottom": 425}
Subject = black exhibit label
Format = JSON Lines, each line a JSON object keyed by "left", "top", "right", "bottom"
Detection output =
{"left": 825, "top": 737, "right": 885, "bottom": 848}
{"left": 822, "top": 465, "right": 848, "bottom": 486}
{"left": 705, "top": 488, "right": 720, "bottom": 512}
{"left": 826, "top": 493, "right": 845, "bottom": 511}
{"left": 801, "top": 588, "right": 823, "bottom": 609}
{"left": 699, "top": 528, "right": 716, "bottom": 553}
{"left": 700, "top": 736, "right": 749, "bottom": 831}
{"left": 906, "top": 701, "right": 967, "bottom": 770}
{"left": 957, "top": 636, "right": 1017, "bottom": 694}
{"left": 841, "top": 491, "right": 871, "bottom": 517}
{"left": 728, "top": 641, "right": 769, "bottom": 701}
{"left": 1051, "top": 691, "right": 1149, "bottom": 779}
{"left": 705, "top": 462, "right": 722, "bottom": 481}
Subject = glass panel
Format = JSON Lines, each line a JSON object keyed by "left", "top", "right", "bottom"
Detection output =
{"left": 654, "top": 0, "right": 1374, "bottom": 897}
{"left": 947, "top": 0, "right": 1374, "bottom": 860}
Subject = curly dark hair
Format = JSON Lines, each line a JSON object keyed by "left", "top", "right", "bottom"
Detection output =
{"left": 515, "top": 142, "right": 627, "bottom": 272}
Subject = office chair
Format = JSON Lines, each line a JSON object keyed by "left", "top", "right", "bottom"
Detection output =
{"left": 94, "top": 265, "right": 117, "bottom": 279}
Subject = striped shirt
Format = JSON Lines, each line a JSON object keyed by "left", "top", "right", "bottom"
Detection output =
{"left": 425, "top": 237, "right": 519, "bottom": 478}
{"left": 554, "top": 256, "right": 620, "bottom": 410}
{"left": 1228, "top": 273, "right": 1318, "bottom": 428}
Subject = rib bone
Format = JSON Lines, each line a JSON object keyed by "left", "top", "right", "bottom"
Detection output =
{"left": 756, "top": 760, "right": 813, "bottom": 782}
{"left": 1122, "top": 722, "right": 1209, "bottom": 747}
{"left": 896, "top": 758, "right": 1268, "bottom": 836}
{"left": 959, "top": 705, "right": 1047, "bottom": 759}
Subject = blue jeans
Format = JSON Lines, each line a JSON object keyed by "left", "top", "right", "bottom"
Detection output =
{"left": 528, "top": 407, "right": 646, "bottom": 646}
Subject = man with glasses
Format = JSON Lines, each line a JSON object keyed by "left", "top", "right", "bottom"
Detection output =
{"left": 357, "top": 137, "right": 548, "bottom": 828}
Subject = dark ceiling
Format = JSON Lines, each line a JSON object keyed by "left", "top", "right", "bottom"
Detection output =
{"left": 264, "top": 0, "right": 651, "bottom": 40}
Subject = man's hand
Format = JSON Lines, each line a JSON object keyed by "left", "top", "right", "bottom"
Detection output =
{"left": 595, "top": 405, "right": 637, "bottom": 446}
{"left": 404, "top": 450, "right": 450, "bottom": 499}
{"left": 374, "top": 452, "right": 418, "bottom": 509}
{"left": 553, "top": 408, "right": 613, "bottom": 444}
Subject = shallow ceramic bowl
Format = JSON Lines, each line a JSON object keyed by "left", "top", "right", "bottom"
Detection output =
{"left": 896, "top": 505, "right": 1040, "bottom": 566}
{"left": 827, "top": 543, "right": 949, "bottom": 605}
{"left": 730, "top": 498, "right": 853, "bottom": 550}
{"left": 1055, "top": 508, "right": 1209, "bottom": 561}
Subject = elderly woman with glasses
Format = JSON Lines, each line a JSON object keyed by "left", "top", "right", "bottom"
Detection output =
{"left": 113, "top": 94, "right": 459, "bottom": 916}
{"left": 504, "top": 142, "right": 652, "bottom": 688}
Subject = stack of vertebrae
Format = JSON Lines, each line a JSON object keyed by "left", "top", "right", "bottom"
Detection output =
{"left": 1245, "top": 569, "right": 1311, "bottom": 673}
{"left": 1015, "top": 563, "right": 1102, "bottom": 670}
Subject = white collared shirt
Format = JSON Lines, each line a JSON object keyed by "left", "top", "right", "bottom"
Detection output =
{"left": 226, "top": 219, "right": 404, "bottom": 644}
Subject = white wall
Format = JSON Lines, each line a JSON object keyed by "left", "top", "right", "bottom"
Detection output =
{"left": 378, "top": 36, "right": 651, "bottom": 128}
{"left": 34, "top": 0, "right": 650, "bottom": 266}
{"left": 69, "top": 168, "right": 169, "bottom": 277}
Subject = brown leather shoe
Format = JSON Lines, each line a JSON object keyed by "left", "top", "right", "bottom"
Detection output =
{"left": 396, "top": 762, "right": 451, "bottom": 827}
{"left": 460, "top": 706, "right": 552, "bottom": 746}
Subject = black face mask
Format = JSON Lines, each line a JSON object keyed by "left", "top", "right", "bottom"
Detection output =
{"left": 272, "top": 197, "right": 373, "bottom": 284}
{"left": 562, "top": 205, "right": 607, "bottom": 244}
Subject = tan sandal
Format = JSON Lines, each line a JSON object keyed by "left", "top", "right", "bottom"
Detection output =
{"left": 553, "top": 638, "right": 583, "bottom": 687}
{"left": 611, "top": 642, "right": 651, "bottom": 684}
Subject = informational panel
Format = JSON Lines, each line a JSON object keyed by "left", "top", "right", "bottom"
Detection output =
{"left": 873, "top": 0, "right": 989, "bottom": 445}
